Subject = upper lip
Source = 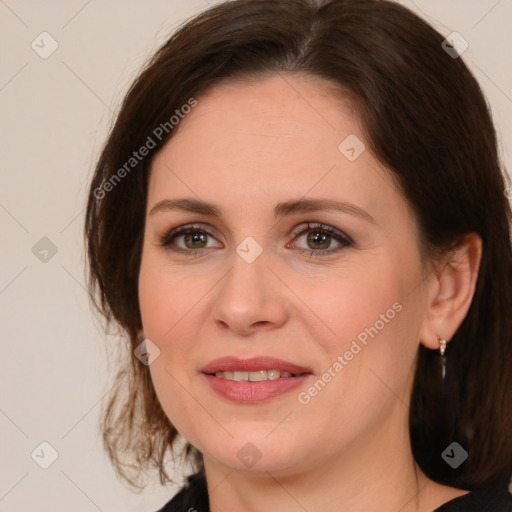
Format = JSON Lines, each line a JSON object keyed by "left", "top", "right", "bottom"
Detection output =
{"left": 200, "top": 356, "right": 313, "bottom": 376}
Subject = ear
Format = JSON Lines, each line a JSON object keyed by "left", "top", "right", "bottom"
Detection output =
{"left": 419, "top": 232, "right": 483, "bottom": 350}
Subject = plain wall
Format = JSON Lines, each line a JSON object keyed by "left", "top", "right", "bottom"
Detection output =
{"left": 1, "top": 1, "right": 511, "bottom": 510}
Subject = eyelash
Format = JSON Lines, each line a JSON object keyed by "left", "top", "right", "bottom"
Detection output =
{"left": 158, "top": 222, "right": 354, "bottom": 258}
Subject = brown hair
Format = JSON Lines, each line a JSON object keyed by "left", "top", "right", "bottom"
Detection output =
{"left": 84, "top": 0, "right": 512, "bottom": 491}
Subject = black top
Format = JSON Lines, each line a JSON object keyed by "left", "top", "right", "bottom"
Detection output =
{"left": 156, "top": 472, "right": 512, "bottom": 512}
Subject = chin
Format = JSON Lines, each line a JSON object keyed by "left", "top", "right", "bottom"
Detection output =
{"left": 202, "top": 435, "right": 304, "bottom": 475}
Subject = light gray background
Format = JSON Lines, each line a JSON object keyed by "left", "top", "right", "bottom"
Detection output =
{"left": 1, "top": 1, "right": 511, "bottom": 511}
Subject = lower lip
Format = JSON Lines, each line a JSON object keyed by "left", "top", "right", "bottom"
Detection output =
{"left": 202, "top": 373, "right": 312, "bottom": 403}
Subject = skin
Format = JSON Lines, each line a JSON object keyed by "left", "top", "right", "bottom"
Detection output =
{"left": 138, "top": 73, "right": 482, "bottom": 512}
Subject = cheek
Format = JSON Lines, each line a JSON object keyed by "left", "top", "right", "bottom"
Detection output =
{"left": 293, "top": 275, "right": 420, "bottom": 443}
{"left": 301, "top": 253, "right": 422, "bottom": 402}
{"left": 138, "top": 258, "right": 205, "bottom": 441}
{"left": 138, "top": 250, "right": 208, "bottom": 343}
{"left": 138, "top": 251, "right": 216, "bottom": 428}
{"left": 297, "top": 258, "right": 407, "bottom": 354}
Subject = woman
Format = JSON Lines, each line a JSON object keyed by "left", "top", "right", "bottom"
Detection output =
{"left": 84, "top": 0, "right": 512, "bottom": 510}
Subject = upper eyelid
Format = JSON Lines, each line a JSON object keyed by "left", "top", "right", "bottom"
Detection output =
{"left": 162, "top": 223, "right": 221, "bottom": 241}
{"left": 290, "top": 222, "right": 350, "bottom": 239}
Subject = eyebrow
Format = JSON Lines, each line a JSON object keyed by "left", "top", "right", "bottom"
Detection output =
{"left": 149, "top": 197, "right": 375, "bottom": 224}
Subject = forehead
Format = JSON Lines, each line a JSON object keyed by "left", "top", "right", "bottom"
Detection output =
{"left": 165, "top": 73, "right": 359, "bottom": 161}
{"left": 147, "top": 73, "right": 401, "bottom": 222}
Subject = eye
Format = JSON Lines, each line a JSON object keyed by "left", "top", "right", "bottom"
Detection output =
{"left": 287, "top": 222, "right": 353, "bottom": 257}
{"left": 158, "top": 224, "right": 222, "bottom": 255}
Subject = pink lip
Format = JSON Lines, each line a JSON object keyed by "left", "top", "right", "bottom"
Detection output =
{"left": 200, "top": 356, "right": 312, "bottom": 375}
{"left": 200, "top": 356, "right": 313, "bottom": 404}
{"left": 202, "top": 374, "right": 312, "bottom": 403}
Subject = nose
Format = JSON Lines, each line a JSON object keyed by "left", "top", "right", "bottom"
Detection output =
{"left": 210, "top": 248, "right": 289, "bottom": 336}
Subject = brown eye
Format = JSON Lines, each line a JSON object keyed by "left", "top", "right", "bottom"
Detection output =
{"left": 181, "top": 230, "right": 208, "bottom": 249}
{"left": 290, "top": 223, "right": 353, "bottom": 258}
{"left": 159, "top": 224, "right": 222, "bottom": 254}
{"left": 305, "top": 230, "right": 331, "bottom": 250}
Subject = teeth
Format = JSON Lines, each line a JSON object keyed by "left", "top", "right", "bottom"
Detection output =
{"left": 214, "top": 369, "right": 295, "bottom": 381}
{"left": 234, "top": 370, "right": 249, "bottom": 381}
{"left": 267, "top": 369, "right": 280, "bottom": 380}
{"left": 249, "top": 370, "right": 267, "bottom": 382}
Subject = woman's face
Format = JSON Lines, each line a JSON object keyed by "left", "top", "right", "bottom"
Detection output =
{"left": 138, "top": 74, "right": 433, "bottom": 476}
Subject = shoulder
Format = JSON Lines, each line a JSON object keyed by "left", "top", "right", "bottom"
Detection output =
{"left": 435, "top": 487, "right": 512, "bottom": 512}
{"left": 154, "top": 472, "right": 209, "bottom": 512}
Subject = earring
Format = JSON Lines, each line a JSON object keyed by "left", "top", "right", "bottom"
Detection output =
{"left": 437, "top": 335, "right": 448, "bottom": 380}
{"left": 438, "top": 335, "right": 447, "bottom": 356}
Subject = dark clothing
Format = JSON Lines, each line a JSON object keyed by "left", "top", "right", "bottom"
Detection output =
{"left": 156, "top": 472, "right": 512, "bottom": 511}
{"left": 435, "top": 487, "right": 512, "bottom": 511}
{"left": 157, "top": 473, "right": 209, "bottom": 512}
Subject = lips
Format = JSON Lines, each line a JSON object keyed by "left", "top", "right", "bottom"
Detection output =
{"left": 200, "top": 356, "right": 314, "bottom": 403}
{"left": 200, "top": 356, "right": 313, "bottom": 376}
